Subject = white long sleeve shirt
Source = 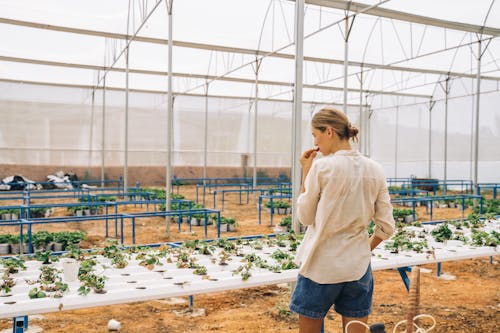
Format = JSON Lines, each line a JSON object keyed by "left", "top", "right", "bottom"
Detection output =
{"left": 295, "top": 150, "right": 395, "bottom": 284}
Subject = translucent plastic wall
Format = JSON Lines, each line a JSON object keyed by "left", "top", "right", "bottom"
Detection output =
{"left": 369, "top": 78, "right": 500, "bottom": 182}
{"left": 0, "top": 81, "right": 315, "bottom": 168}
{"left": 0, "top": 78, "right": 498, "bottom": 182}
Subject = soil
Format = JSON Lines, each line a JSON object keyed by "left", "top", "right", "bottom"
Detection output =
{"left": 0, "top": 186, "right": 498, "bottom": 333}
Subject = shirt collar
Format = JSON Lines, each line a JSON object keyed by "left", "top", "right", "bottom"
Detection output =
{"left": 333, "top": 149, "right": 359, "bottom": 156}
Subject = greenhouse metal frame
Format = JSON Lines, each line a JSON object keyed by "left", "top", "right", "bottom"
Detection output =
{"left": 1, "top": 0, "right": 499, "bottom": 232}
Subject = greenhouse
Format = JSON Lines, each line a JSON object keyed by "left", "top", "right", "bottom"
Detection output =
{"left": 0, "top": 1, "right": 499, "bottom": 332}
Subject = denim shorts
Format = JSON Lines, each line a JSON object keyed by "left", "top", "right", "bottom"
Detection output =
{"left": 289, "top": 264, "right": 373, "bottom": 319}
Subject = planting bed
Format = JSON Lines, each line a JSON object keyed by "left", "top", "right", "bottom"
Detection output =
{"left": 0, "top": 185, "right": 498, "bottom": 332}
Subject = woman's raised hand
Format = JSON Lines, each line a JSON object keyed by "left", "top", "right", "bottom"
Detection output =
{"left": 300, "top": 147, "right": 319, "bottom": 170}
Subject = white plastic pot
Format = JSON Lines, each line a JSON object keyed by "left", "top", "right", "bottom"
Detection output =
{"left": 61, "top": 258, "right": 80, "bottom": 282}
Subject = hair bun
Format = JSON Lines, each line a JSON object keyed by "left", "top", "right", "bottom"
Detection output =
{"left": 346, "top": 123, "right": 359, "bottom": 142}
{"left": 348, "top": 125, "right": 359, "bottom": 138}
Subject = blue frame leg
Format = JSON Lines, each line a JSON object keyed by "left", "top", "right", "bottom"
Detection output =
{"left": 397, "top": 266, "right": 412, "bottom": 292}
{"left": 13, "top": 316, "right": 28, "bottom": 333}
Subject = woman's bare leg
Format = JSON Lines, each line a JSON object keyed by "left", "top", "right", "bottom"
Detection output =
{"left": 299, "top": 315, "right": 323, "bottom": 333}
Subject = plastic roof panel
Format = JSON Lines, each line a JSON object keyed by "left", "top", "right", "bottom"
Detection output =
{"left": 0, "top": 0, "right": 498, "bottom": 105}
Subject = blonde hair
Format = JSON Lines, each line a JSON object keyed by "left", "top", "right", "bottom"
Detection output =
{"left": 311, "top": 107, "right": 359, "bottom": 142}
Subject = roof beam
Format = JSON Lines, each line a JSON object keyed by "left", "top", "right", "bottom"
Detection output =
{"left": 0, "top": 55, "right": 431, "bottom": 99}
{"left": 0, "top": 77, "right": 366, "bottom": 107}
{"left": 304, "top": 0, "right": 500, "bottom": 36}
{"left": 1, "top": 17, "right": 498, "bottom": 82}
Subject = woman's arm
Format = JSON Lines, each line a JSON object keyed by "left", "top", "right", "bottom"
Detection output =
{"left": 369, "top": 235, "right": 383, "bottom": 251}
{"left": 300, "top": 148, "right": 318, "bottom": 193}
{"left": 296, "top": 162, "right": 321, "bottom": 226}
{"left": 371, "top": 185, "right": 395, "bottom": 248}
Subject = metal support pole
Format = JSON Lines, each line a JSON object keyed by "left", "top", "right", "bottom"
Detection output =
{"left": 246, "top": 100, "right": 253, "bottom": 157}
{"left": 253, "top": 59, "right": 260, "bottom": 193}
{"left": 394, "top": 105, "right": 399, "bottom": 178}
{"left": 428, "top": 103, "right": 432, "bottom": 178}
{"left": 343, "top": 15, "right": 349, "bottom": 112}
{"left": 366, "top": 108, "right": 373, "bottom": 158}
{"left": 123, "top": 2, "right": 131, "bottom": 194}
{"left": 101, "top": 77, "right": 106, "bottom": 187}
{"left": 427, "top": 100, "right": 435, "bottom": 178}
{"left": 245, "top": 100, "right": 253, "bottom": 180}
{"left": 291, "top": 0, "right": 304, "bottom": 234}
{"left": 165, "top": 0, "right": 174, "bottom": 238}
{"left": 358, "top": 68, "right": 363, "bottom": 153}
{"left": 469, "top": 77, "right": 474, "bottom": 182}
{"left": 443, "top": 76, "right": 450, "bottom": 195}
{"left": 123, "top": 44, "right": 129, "bottom": 193}
{"left": 203, "top": 82, "right": 209, "bottom": 182}
{"left": 473, "top": 39, "right": 482, "bottom": 193}
{"left": 88, "top": 90, "right": 95, "bottom": 178}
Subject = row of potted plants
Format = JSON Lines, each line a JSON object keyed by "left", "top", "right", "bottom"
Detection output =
{"left": 264, "top": 200, "right": 292, "bottom": 215}
{"left": 0, "top": 231, "right": 86, "bottom": 254}
{"left": 0, "top": 207, "right": 50, "bottom": 220}
{"left": 0, "top": 209, "right": 19, "bottom": 220}
{"left": 157, "top": 202, "right": 239, "bottom": 232}
{"left": 392, "top": 208, "right": 416, "bottom": 223}
{"left": 67, "top": 205, "right": 104, "bottom": 216}
{"left": 65, "top": 196, "right": 119, "bottom": 217}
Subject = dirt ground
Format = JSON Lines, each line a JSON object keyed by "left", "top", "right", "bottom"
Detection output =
{"left": 0, "top": 186, "right": 498, "bottom": 332}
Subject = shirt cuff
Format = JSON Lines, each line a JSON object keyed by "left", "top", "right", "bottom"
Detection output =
{"left": 374, "top": 225, "right": 393, "bottom": 240}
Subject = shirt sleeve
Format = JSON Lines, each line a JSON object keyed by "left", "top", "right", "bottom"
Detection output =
{"left": 296, "top": 162, "right": 321, "bottom": 226}
{"left": 373, "top": 183, "right": 395, "bottom": 240}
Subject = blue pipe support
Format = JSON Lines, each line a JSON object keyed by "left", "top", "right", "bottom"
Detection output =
{"left": 461, "top": 197, "right": 465, "bottom": 220}
{"left": 120, "top": 216, "right": 124, "bottom": 243}
{"left": 217, "top": 212, "right": 221, "bottom": 239}
{"left": 397, "top": 266, "right": 412, "bottom": 292}
{"left": 203, "top": 212, "right": 209, "bottom": 239}
{"left": 270, "top": 197, "right": 274, "bottom": 226}
{"left": 258, "top": 196, "right": 262, "bottom": 225}
{"left": 27, "top": 224, "right": 33, "bottom": 254}
{"left": 12, "top": 316, "right": 28, "bottom": 333}
{"left": 105, "top": 205, "right": 109, "bottom": 238}
{"left": 19, "top": 223, "right": 24, "bottom": 254}
{"left": 132, "top": 217, "right": 136, "bottom": 244}
{"left": 114, "top": 213, "right": 118, "bottom": 239}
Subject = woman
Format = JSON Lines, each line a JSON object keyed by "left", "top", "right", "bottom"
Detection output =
{"left": 289, "top": 108, "right": 395, "bottom": 333}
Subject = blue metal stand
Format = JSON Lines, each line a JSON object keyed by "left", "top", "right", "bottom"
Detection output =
{"left": 397, "top": 266, "right": 412, "bottom": 291}
{"left": 12, "top": 316, "right": 28, "bottom": 333}
{"left": 399, "top": 264, "right": 443, "bottom": 290}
